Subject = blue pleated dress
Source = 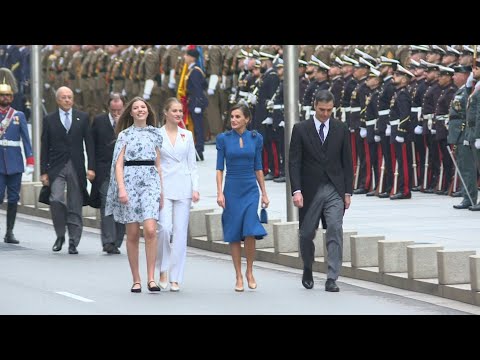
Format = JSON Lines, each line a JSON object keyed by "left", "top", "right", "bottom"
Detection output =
{"left": 216, "top": 130, "right": 267, "bottom": 243}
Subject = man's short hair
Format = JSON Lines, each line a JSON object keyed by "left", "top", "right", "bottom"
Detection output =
{"left": 314, "top": 90, "right": 334, "bottom": 104}
{"left": 108, "top": 92, "right": 126, "bottom": 107}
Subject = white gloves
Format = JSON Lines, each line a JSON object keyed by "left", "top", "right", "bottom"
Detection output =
{"left": 341, "top": 109, "right": 346, "bottom": 123}
{"left": 220, "top": 75, "right": 227, "bottom": 90}
{"left": 427, "top": 118, "right": 432, "bottom": 130}
{"left": 414, "top": 125, "right": 423, "bottom": 135}
{"left": 475, "top": 139, "right": 480, "bottom": 149}
{"left": 395, "top": 135, "right": 404, "bottom": 143}
{"left": 143, "top": 93, "right": 150, "bottom": 100}
{"left": 231, "top": 87, "right": 236, "bottom": 93}
{"left": 262, "top": 117, "right": 273, "bottom": 125}
{"left": 25, "top": 165, "right": 34, "bottom": 175}
{"left": 168, "top": 81, "right": 176, "bottom": 89}
{"left": 385, "top": 125, "right": 391, "bottom": 136}
{"left": 248, "top": 93, "right": 257, "bottom": 105}
{"left": 430, "top": 129, "right": 436, "bottom": 134}
{"left": 374, "top": 135, "right": 381, "bottom": 143}
{"left": 121, "top": 89, "right": 127, "bottom": 97}
{"left": 143, "top": 79, "right": 154, "bottom": 100}
{"left": 266, "top": 100, "right": 274, "bottom": 111}
{"left": 207, "top": 88, "right": 215, "bottom": 96}
{"left": 359, "top": 127, "right": 367, "bottom": 138}
{"left": 463, "top": 140, "right": 470, "bottom": 146}
{"left": 44, "top": 83, "right": 50, "bottom": 90}
{"left": 194, "top": 107, "right": 202, "bottom": 114}
{"left": 278, "top": 120, "right": 285, "bottom": 127}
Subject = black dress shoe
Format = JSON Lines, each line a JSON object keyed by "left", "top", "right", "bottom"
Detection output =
{"left": 104, "top": 243, "right": 121, "bottom": 254}
{"left": 411, "top": 186, "right": 422, "bottom": 192}
{"left": 68, "top": 244, "right": 78, "bottom": 254}
{"left": 453, "top": 202, "right": 471, "bottom": 210}
{"left": 302, "top": 267, "right": 314, "bottom": 289}
{"left": 4, "top": 232, "right": 19, "bottom": 244}
{"left": 435, "top": 190, "right": 448, "bottom": 195}
{"left": 325, "top": 278, "right": 339, "bottom": 292}
{"left": 52, "top": 236, "right": 65, "bottom": 252}
{"left": 366, "top": 190, "right": 376, "bottom": 196}
{"left": 423, "top": 188, "right": 435, "bottom": 194}
{"left": 353, "top": 188, "right": 367, "bottom": 195}
{"left": 451, "top": 191, "right": 462, "bottom": 197}
{"left": 264, "top": 173, "right": 274, "bottom": 181}
{"left": 377, "top": 192, "right": 390, "bottom": 198}
{"left": 273, "top": 176, "right": 286, "bottom": 183}
{"left": 469, "top": 204, "right": 480, "bottom": 211}
{"left": 390, "top": 192, "right": 412, "bottom": 200}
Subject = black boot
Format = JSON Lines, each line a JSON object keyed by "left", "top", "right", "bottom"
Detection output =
{"left": 4, "top": 203, "right": 19, "bottom": 244}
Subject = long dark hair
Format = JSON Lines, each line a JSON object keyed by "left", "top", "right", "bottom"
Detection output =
{"left": 115, "top": 96, "right": 158, "bottom": 136}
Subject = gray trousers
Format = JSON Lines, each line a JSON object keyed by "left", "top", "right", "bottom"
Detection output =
{"left": 458, "top": 144, "right": 478, "bottom": 205}
{"left": 299, "top": 182, "right": 344, "bottom": 280}
{"left": 49, "top": 160, "right": 83, "bottom": 246}
{"left": 99, "top": 179, "right": 125, "bottom": 248}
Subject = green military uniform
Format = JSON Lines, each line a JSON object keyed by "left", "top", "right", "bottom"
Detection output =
{"left": 448, "top": 66, "right": 473, "bottom": 208}
{"left": 94, "top": 46, "right": 110, "bottom": 112}
{"left": 162, "top": 45, "right": 183, "bottom": 98}
{"left": 465, "top": 74, "right": 480, "bottom": 210}
{"left": 204, "top": 45, "right": 224, "bottom": 138}
{"left": 141, "top": 45, "right": 163, "bottom": 116}
{"left": 65, "top": 45, "right": 84, "bottom": 111}
{"left": 43, "top": 45, "right": 59, "bottom": 113}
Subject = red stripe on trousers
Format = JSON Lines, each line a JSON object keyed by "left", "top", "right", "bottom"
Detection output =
{"left": 272, "top": 141, "right": 279, "bottom": 177}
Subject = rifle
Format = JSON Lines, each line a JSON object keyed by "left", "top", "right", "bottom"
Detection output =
{"left": 437, "top": 163, "right": 444, "bottom": 192}
{"left": 411, "top": 141, "right": 418, "bottom": 187}
{"left": 423, "top": 146, "right": 429, "bottom": 190}
{"left": 392, "top": 160, "right": 399, "bottom": 195}
{"left": 447, "top": 145, "right": 474, "bottom": 206}
{"left": 354, "top": 155, "right": 360, "bottom": 190}
{"left": 376, "top": 155, "right": 385, "bottom": 195}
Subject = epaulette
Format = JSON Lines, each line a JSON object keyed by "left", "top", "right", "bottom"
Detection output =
{"left": 251, "top": 130, "right": 257, "bottom": 137}
{"left": 194, "top": 66, "right": 206, "bottom": 77}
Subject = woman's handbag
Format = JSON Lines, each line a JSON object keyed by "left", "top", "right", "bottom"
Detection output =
{"left": 260, "top": 208, "right": 268, "bottom": 224}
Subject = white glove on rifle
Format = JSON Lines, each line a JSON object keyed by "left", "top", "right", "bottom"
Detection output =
{"left": 359, "top": 127, "right": 367, "bottom": 138}
{"left": 463, "top": 140, "right": 470, "bottom": 146}
{"left": 194, "top": 107, "right": 202, "bottom": 114}
{"left": 374, "top": 135, "right": 381, "bottom": 143}
{"left": 262, "top": 117, "right": 273, "bottom": 125}
{"left": 414, "top": 125, "right": 423, "bottom": 135}
{"left": 385, "top": 125, "right": 391, "bottom": 136}
{"left": 395, "top": 135, "right": 404, "bottom": 143}
{"left": 475, "top": 139, "right": 480, "bottom": 149}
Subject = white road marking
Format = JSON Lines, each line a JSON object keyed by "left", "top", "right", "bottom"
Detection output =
{"left": 55, "top": 291, "right": 95, "bottom": 303}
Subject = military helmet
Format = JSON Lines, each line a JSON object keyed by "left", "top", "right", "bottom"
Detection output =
{"left": 0, "top": 67, "right": 18, "bottom": 95}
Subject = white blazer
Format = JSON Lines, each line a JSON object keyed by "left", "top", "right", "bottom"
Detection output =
{"left": 159, "top": 126, "right": 199, "bottom": 200}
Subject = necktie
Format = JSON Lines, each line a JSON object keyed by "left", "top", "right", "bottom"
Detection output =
{"left": 64, "top": 112, "right": 71, "bottom": 132}
{"left": 319, "top": 123, "right": 325, "bottom": 144}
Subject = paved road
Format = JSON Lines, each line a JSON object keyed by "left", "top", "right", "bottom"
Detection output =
{"left": 0, "top": 214, "right": 478, "bottom": 315}
{"left": 195, "top": 144, "right": 480, "bottom": 252}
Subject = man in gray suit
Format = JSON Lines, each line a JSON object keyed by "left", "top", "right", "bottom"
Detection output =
{"left": 40, "top": 86, "right": 95, "bottom": 254}
{"left": 289, "top": 90, "right": 353, "bottom": 292}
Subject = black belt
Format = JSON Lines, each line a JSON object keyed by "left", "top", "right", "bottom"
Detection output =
{"left": 124, "top": 160, "right": 155, "bottom": 166}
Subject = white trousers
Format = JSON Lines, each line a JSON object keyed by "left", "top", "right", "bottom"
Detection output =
{"left": 156, "top": 198, "right": 191, "bottom": 284}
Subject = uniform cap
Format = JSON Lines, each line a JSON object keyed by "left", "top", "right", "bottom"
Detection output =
{"left": 368, "top": 67, "right": 381, "bottom": 78}
{"left": 258, "top": 49, "right": 276, "bottom": 60}
{"left": 186, "top": 48, "right": 200, "bottom": 59}
{"left": 357, "top": 57, "right": 376, "bottom": 69}
{"left": 332, "top": 56, "right": 344, "bottom": 67}
{"left": 462, "top": 45, "right": 474, "bottom": 55}
{"left": 0, "top": 68, "right": 17, "bottom": 95}
{"left": 379, "top": 56, "right": 400, "bottom": 67}
{"left": 430, "top": 45, "right": 446, "bottom": 55}
{"left": 274, "top": 57, "right": 284, "bottom": 68}
{"left": 341, "top": 54, "right": 358, "bottom": 66}
{"left": 309, "top": 55, "right": 330, "bottom": 71}
{"left": 408, "top": 59, "right": 421, "bottom": 68}
{"left": 254, "top": 59, "right": 261, "bottom": 68}
{"left": 446, "top": 46, "right": 461, "bottom": 56}
{"left": 453, "top": 65, "right": 472, "bottom": 73}
{"left": 420, "top": 59, "right": 440, "bottom": 71}
{"left": 298, "top": 59, "right": 308, "bottom": 67}
{"left": 354, "top": 48, "right": 377, "bottom": 65}
{"left": 395, "top": 64, "right": 415, "bottom": 78}
{"left": 252, "top": 49, "right": 260, "bottom": 59}
{"left": 409, "top": 45, "right": 430, "bottom": 53}
{"left": 438, "top": 65, "right": 455, "bottom": 76}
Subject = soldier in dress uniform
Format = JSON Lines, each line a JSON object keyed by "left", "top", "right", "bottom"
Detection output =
{"left": 431, "top": 65, "right": 457, "bottom": 195}
{"left": 65, "top": 45, "right": 84, "bottom": 111}
{"left": 420, "top": 60, "right": 442, "bottom": 193}
{"left": 390, "top": 65, "right": 414, "bottom": 200}
{"left": 362, "top": 67, "right": 383, "bottom": 196}
{"left": 460, "top": 46, "right": 474, "bottom": 66}
{"left": 427, "top": 45, "right": 445, "bottom": 65}
{"left": 463, "top": 59, "right": 480, "bottom": 211}
{"left": 376, "top": 56, "right": 400, "bottom": 198}
{"left": 270, "top": 58, "right": 286, "bottom": 183}
{"left": 141, "top": 45, "right": 163, "bottom": 117}
{"left": 302, "top": 55, "right": 330, "bottom": 121}
{"left": 298, "top": 59, "right": 309, "bottom": 108}
{"left": 162, "top": 45, "right": 184, "bottom": 97}
{"left": 449, "top": 65, "right": 473, "bottom": 208}
{"left": 328, "top": 56, "right": 345, "bottom": 121}
{"left": 204, "top": 45, "right": 224, "bottom": 141}
{"left": 0, "top": 68, "right": 34, "bottom": 243}
{"left": 409, "top": 45, "right": 429, "bottom": 63}
{"left": 442, "top": 46, "right": 461, "bottom": 67}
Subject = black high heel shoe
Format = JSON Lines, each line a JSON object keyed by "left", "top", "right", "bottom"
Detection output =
{"left": 147, "top": 280, "right": 161, "bottom": 292}
{"left": 131, "top": 282, "right": 142, "bottom": 293}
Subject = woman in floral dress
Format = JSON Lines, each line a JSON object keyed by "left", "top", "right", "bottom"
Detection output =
{"left": 106, "top": 97, "right": 164, "bottom": 293}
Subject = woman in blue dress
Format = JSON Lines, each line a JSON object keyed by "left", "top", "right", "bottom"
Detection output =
{"left": 216, "top": 103, "right": 270, "bottom": 292}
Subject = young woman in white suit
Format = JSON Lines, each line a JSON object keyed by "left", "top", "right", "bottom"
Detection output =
{"left": 156, "top": 97, "right": 200, "bottom": 292}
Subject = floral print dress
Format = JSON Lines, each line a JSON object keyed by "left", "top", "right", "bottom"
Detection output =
{"left": 105, "top": 125, "right": 163, "bottom": 223}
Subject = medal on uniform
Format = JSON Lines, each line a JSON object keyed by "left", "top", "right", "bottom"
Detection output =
{"left": 14, "top": 116, "right": 19, "bottom": 125}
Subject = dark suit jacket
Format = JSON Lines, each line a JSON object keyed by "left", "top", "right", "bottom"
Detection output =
{"left": 40, "top": 108, "right": 95, "bottom": 206}
{"left": 88, "top": 113, "right": 116, "bottom": 208}
{"left": 187, "top": 66, "right": 208, "bottom": 111}
{"left": 289, "top": 117, "right": 353, "bottom": 225}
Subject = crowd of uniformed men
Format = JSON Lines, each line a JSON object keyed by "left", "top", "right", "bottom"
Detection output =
{"left": 1, "top": 44, "right": 480, "bottom": 210}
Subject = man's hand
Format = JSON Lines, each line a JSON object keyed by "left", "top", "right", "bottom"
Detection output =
{"left": 87, "top": 170, "right": 96, "bottom": 181}
{"left": 344, "top": 194, "right": 351, "bottom": 210}
{"left": 293, "top": 192, "right": 303, "bottom": 208}
{"left": 40, "top": 174, "right": 49, "bottom": 186}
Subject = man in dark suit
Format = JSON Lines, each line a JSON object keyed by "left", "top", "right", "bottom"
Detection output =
{"left": 40, "top": 86, "right": 95, "bottom": 254}
{"left": 184, "top": 48, "right": 208, "bottom": 161}
{"left": 88, "top": 93, "right": 125, "bottom": 254}
{"left": 289, "top": 90, "right": 353, "bottom": 292}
